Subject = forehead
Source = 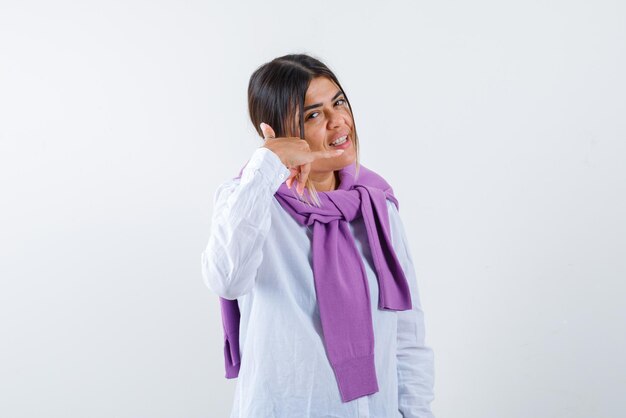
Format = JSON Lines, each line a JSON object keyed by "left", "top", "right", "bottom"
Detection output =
{"left": 304, "top": 77, "right": 340, "bottom": 103}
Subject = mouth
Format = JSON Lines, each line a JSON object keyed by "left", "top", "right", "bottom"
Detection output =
{"left": 328, "top": 131, "right": 351, "bottom": 149}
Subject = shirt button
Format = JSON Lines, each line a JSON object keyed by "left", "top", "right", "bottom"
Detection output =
{"left": 279, "top": 174, "right": 285, "bottom": 179}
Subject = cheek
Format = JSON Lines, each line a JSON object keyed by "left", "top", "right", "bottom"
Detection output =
{"left": 340, "top": 107, "right": 353, "bottom": 120}
{"left": 304, "top": 128, "right": 327, "bottom": 150}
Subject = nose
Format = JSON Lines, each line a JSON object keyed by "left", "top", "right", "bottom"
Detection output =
{"left": 327, "top": 108, "right": 347, "bottom": 129}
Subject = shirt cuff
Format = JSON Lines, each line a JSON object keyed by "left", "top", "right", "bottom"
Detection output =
{"left": 240, "top": 147, "right": 292, "bottom": 192}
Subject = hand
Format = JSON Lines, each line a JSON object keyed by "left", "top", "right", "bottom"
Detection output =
{"left": 259, "top": 122, "right": 344, "bottom": 196}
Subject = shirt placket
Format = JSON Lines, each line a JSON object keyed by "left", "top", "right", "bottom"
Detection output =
{"left": 356, "top": 396, "right": 370, "bottom": 418}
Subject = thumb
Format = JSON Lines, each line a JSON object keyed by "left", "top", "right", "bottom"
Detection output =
{"left": 259, "top": 122, "right": 277, "bottom": 140}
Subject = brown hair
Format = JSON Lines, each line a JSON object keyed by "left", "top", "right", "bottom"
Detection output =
{"left": 247, "top": 53, "right": 360, "bottom": 207}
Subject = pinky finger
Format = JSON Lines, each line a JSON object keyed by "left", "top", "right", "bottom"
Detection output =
{"left": 286, "top": 168, "right": 298, "bottom": 189}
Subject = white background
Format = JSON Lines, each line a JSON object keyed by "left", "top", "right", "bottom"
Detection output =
{"left": 1, "top": 0, "right": 625, "bottom": 417}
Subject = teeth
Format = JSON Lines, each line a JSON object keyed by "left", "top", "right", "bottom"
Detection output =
{"left": 331, "top": 135, "right": 348, "bottom": 146}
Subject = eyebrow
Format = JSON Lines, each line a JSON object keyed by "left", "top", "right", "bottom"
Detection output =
{"left": 303, "top": 90, "right": 344, "bottom": 111}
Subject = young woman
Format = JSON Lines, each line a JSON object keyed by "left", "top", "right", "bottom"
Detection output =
{"left": 201, "top": 53, "right": 435, "bottom": 418}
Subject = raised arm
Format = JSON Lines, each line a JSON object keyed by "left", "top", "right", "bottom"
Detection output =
{"left": 201, "top": 147, "right": 291, "bottom": 300}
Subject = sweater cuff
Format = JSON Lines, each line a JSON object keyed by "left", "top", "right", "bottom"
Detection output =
{"left": 332, "top": 354, "right": 379, "bottom": 402}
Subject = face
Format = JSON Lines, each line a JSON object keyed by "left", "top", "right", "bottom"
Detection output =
{"left": 298, "top": 76, "right": 356, "bottom": 174}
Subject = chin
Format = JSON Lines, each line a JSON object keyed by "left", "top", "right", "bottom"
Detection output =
{"left": 336, "top": 155, "right": 356, "bottom": 170}
{"left": 341, "top": 150, "right": 356, "bottom": 163}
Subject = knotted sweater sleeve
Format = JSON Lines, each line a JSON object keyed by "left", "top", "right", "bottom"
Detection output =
{"left": 201, "top": 147, "right": 291, "bottom": 300}
{"left": 386, "top": 200, "right": 436, "bottom": 418}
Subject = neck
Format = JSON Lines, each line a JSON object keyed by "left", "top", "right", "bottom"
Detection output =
{"left": 309, "top": 170, "right": 339, "bottom": 192}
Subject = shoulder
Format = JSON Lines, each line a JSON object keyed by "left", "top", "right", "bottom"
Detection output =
{"left": 386, "top": 198, "right": 401, "bottom": 227}
{"left": 355, "top": 163, "right": 400, "bottom": 208}
{"left": 354, "top": 163, "right": 393, "bottom": 190}
{"left": 384, "top": 196, "right": 412, "bottom": 260}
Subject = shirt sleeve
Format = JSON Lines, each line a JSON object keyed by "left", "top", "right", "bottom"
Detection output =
{"left": 386, "top": 199, "right": 436, "bottom": 418}
{"left": 201, "top": 146, "right": 292, "bottom": 300}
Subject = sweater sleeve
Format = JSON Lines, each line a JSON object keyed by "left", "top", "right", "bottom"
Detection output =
{"left": 201, "top": 147, "right": 292, "bottom": 300}
{"left": 386, "top": 200, "right": 436, "bottom": 418}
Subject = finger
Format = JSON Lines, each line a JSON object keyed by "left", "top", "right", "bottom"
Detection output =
{"left": 311, "top": 149, "right": 345, "bottom": 160}
{"left": 291, "top": 168, "right": 301, "bottom": 194}
{"left": 259, "top": 122, "right": 277, "bottom": 140}
{"left": 297, "top": 163, "right": 311, "bottom": 196}
{"left": 286, "top": 168, "right": 298, "bottom": 189}
{"left": 288, "top": 166, "right": 300, "bottom": 190}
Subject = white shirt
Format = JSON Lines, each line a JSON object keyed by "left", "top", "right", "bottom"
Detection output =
{"left": 201, "top": 147, "right": 435, "bottom": 418}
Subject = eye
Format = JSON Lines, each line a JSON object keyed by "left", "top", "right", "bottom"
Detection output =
{"left": 305, "top": 98, "right": 347, "bottom": 121}
{"left": 306, "top": 111, "right": 319, "bottom": 121}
